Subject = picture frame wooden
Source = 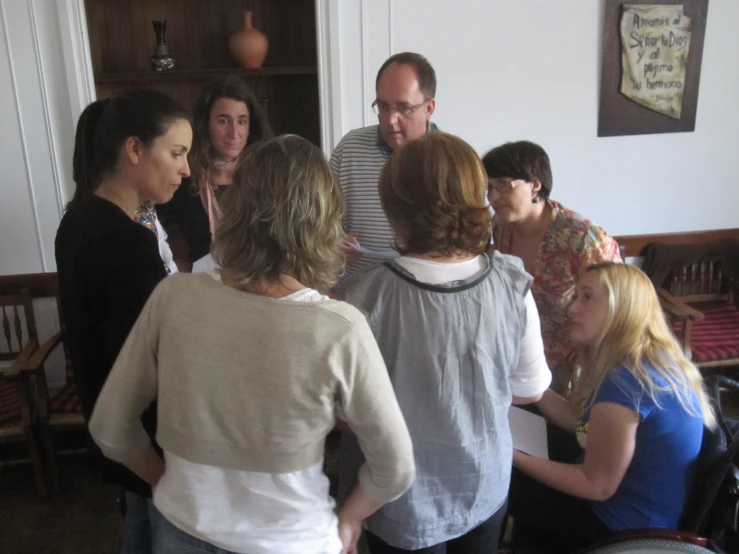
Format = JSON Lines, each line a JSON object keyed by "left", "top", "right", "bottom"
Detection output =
{"left": 597, "top": 0, "right": 709, "bottom": 137}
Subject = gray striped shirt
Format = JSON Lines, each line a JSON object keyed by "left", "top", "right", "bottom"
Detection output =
{"left": 330, "top": 123, "right": 438, "bottom": 298}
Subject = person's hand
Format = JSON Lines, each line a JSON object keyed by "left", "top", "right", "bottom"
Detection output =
{"left": 337, "top": 514, "right": 362, "bottom": 554}
{"left": 342, "top": 235, "right": 363, "bottom": 265}
{"left": 337, "top": 484, "right": 382, "bottom": 554}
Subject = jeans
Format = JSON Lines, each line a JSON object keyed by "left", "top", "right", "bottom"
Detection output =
{"left": 150, "top": 504, "right": 239, "bottom": 554}
{"left": 365, "top": 500, "right": 508, "bottom": 554}
{"left": 122, "top": 491, "right": 153, "bottom": 554}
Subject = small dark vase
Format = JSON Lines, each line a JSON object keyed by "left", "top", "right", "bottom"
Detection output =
{"left": 150, "top": 20, "right": 175, "bottom": 72}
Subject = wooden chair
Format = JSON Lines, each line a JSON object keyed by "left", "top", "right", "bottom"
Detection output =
{"left": 22, "top": 275, "right": 86, "bottom": 493}
{"left": 0, "top": 273, "right": 86, "bottom": 494}
{"left": 0, "top": 288, "right": 46, "bottom": 495}
{"left": 652, "top": 253, "right": 739, "bottom": 369}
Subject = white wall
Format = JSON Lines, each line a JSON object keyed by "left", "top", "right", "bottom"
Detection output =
{"left": 327, "top": 0, "right": 739, "bottom": 236}
{"left": 1, "top": 0, "right": 737, "bottom": 379}
{"left": 0, "top": 0, "right": 82, "bottom": 276}
{"left": 0, "top": 0, "right": 88, "bottom": 384}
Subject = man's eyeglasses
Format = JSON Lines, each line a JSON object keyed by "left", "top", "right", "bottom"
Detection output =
{"left": 488, "top": 178, "right": 527, "bottom": 193}
{"left": 372, "top": 100, "right": 428, "bottom": 117}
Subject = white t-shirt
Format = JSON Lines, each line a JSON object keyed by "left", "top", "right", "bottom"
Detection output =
{"left": 154, "top": 218, "right": 178, "bottom": 274}
{"left": 394, "top": 255, "right": 551, "bottom": 398}
{"left": 153, "top": 280, "right": 343, "bottom": 554}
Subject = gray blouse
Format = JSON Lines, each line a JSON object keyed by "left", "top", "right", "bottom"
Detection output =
{"left": 339, "top": 251, "right": 533, "bottom": 549}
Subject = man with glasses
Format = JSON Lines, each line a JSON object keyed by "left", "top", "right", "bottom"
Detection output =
{"left": 330, "top": 52, "right": 438, "bottom": 298}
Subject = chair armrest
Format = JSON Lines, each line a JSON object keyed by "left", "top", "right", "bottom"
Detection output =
{"left": 22, "top": 332, "right": 64, "bottom": 373}
{"left": 2, "top": 340, "right": 38, "bottom": 378}
{"left": 716, "top": 375, "right": 739, "bottom": 394}
{"left": 657, "top": 288, "right": 705, "bottom": 321}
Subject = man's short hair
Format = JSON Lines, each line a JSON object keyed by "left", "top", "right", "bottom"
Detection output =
{"left": 375, "top": 52, "right": 436, "bottom": 99}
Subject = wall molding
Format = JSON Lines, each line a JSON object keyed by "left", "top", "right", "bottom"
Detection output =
{"left": 388, "top": 0, "right": 393, "bottom": 54}
{"left": 315, "top": 0, "right": 342, "bottom": 154}
{"left": 56, "top": 0, "right": 95, "bottom": 130}
{"left": 359, "top": 0, "right": 369, "bottom": 127}
{"left": 54, "top": 0, "right": 94, "bottom": 208}
{"left": 1, "top": 0, "right": 45, "bottom": 270}
{"left": 29, "top": 0, "right": 64, "bottom": 220}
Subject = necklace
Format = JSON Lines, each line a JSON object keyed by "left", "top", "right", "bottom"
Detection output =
{"left": 213, "top": 158, "right": 236, "bottom": 171}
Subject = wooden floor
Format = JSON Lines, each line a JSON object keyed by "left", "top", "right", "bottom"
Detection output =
{"left": 0, "top": 432, "right": 372, "bottom": 554}
{"left": 0, "top": 459, "right": 123, "bottom": 554}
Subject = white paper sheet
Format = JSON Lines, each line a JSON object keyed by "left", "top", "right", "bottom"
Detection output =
{"left": 344, "top": 241, "right": 398, "bottom": 260}
{"left": 192, "top": 253, "right": 219, "bottom": 273}
{"left": 509, "top": 406, "right": 549, "bottom": 459}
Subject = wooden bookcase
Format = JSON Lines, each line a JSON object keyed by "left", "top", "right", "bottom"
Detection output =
{"left": 84, "top": 0, "right": 321, "bottom": 146}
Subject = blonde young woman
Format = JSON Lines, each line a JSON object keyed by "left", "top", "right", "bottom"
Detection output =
{"left": 89, "top": 135, "right": 415, "bottom": 554}
{"left": 510, "top": 262, "right": 716, "bottom": 553}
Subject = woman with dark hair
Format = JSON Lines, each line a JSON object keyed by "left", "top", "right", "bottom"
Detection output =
{"left": 338, "top": 132, "right": 551, "bottom": 553}
{"left": 483, "top": 140, "right": 622, "bottom": 395}
{"left": 55, "top": 89, "right": 192, "bottom": 554}
{"left": 88, "top": 135, "right": 414, "bottom": 554}
{"left": 157, "top": 75, "right": 273, "bottom": 266}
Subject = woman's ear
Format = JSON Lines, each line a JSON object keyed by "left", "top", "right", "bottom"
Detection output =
{"left": 123, "top": 136, "right": 143, "bottom": 166}
{"left": 530, "top": 178, "right": 542, "bottom": 203}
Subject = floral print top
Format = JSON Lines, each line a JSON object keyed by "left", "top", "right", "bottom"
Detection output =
{"left": 493, "top": 199, "right": 621, "bottom": 393}
{"left": 133, "top": 204, "right": 174, "bottom": 275}
{"left": 133, "top": 204, "right": 159, "bottom": 239}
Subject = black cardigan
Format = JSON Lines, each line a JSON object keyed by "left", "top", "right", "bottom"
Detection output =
{"left": 55, "top": 194, "right": 166, "bottom": 497}
{"left": 156, "top": 179, "right": 212, "bottom": 264}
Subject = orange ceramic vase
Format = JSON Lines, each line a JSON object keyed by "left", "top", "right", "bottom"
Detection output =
{"left": 229, "top": 11, "right": 268, "bottom": 69}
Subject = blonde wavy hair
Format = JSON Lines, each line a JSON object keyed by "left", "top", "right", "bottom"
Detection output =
{"left": 212, "top": 135, "right": 345, "bottom": 293}
{"left": 573, "top": 262, "right": 716, "bottom": 429}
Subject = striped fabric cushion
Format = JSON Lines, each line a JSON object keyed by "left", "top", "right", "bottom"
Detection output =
{"left": 674, "top": 304, "right": 739, "bottom": 364}
{"left": 0, "top": 380, "right": 21, "bottom": 425}
{"left": 50, "top": 382, "right": 82, "bottom": 414}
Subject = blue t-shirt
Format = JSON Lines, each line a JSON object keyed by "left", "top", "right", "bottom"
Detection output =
{"left": 580, "top": 364, "right": 704, "bottom": 530}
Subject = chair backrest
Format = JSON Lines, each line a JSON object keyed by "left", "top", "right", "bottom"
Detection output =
{"left": 680, "top": 424, "right": 736, "bottom": 533}
{"left": 0, "top": 272, "right": 68, "bottom": 374}
{"left": 642, "top": 239, "right": 739, "bottom": 303}
{"left": 665, "top": 259, "right": 731, "bottom": 303}
{"left": 0, "top": 288, "right": 37, "bottom": 362}
{"left": 679, "top": 375, "right": 739, "bottom": 551}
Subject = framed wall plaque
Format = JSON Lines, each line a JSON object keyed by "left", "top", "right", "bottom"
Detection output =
{"left": 597, "top": 0, "right": 709, "bottom": 137}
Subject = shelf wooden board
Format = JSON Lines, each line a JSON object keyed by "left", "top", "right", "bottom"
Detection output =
{"left": 95, "top": 65, "right": 318, "bottom": 84}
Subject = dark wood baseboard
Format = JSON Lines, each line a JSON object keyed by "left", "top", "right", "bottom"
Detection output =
{"left": 615, "top": 228, "right": 739, "bottom": 258}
